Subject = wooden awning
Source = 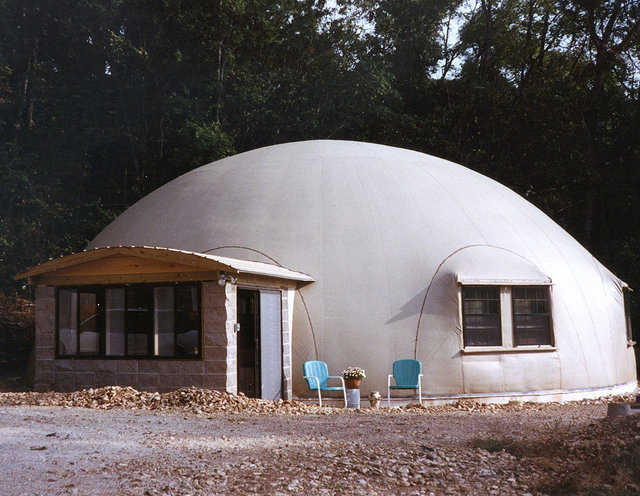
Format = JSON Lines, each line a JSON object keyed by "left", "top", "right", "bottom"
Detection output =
{"left": 15, "top": 246, "right": 314, "bottom": 286}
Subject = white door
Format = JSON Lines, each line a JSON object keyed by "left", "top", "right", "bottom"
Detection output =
{"left": 260, "top": 290, "right": 282, "bottom": 400}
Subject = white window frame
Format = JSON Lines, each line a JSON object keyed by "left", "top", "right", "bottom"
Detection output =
{"left": 459, "top": 283, "right": 556, "bottom": 353}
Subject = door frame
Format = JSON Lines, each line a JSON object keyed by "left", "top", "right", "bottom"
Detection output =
{"left": 236, "top": 285, "right": 284, "bottom": 400}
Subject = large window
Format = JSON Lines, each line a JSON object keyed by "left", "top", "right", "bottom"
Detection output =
{"left": 462, "top": 286, "right": 502, "bottom": 346}
{"left": 57, "top": 283, "right": 201, "bottom": 358}
{"left": 462, "top": 285, "right": 553, "bottom": 348}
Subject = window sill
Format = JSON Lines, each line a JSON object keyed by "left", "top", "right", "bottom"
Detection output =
{"left": 55, "top": 355, "right": 203, "bottom": 360}
{"left": 462, "top": 345, "right": 557, "bottom": 354}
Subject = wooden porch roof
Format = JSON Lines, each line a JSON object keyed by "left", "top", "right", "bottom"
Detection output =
{"left": 15, "top": 246, "right": 314, "bottom": 286}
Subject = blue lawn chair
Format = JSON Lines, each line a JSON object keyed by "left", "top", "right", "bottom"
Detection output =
{"left": 387, "top": 359, "right": 423, "bottom": 407}
{"left": 303, "top": 360, "right": 347, "bottom": 407}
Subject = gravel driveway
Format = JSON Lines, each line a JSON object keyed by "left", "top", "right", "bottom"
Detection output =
{"left": 2, "top": 402, "right": 634, "bottom": 496}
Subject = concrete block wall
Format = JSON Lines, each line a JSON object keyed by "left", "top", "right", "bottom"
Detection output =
{"left": 33, "top": 286, "right": 56, "bottom": 391}
{"left": 281, "top": 289, "right": 293, "bottom": 400}
{"left": 33, "top": 283, "right": 238, "bottom": 393}
{"left": 202, "top": 281, "right": 238, "bottom": 393}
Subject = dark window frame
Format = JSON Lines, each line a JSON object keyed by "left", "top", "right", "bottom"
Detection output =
{"left": 124, "top": 286, "right": 155, "bottom": 357}
{"left": 462, "top": 285, "right": 502, "bottom": 347}
{"left": 55, "top": 283, "right": 202, "bottom": 360}
{"left": 511, "top": 286, "right": 553, "bottom": 346}
{"left": 172, "top": 285, "right": 203, "bottom": 357}
{"left": 56, "top": 287, "right": 76, "bottom": 357}
{"left": 56, "top": 287, "right": 106, "bottom": 357}
{"left": 78, "top": 288, "right": 105, "bottom": 356}
{"left": 624, "top": 288, "right": 633, "bottom": 343}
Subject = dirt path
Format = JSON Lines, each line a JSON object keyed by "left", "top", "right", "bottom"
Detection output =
{"left": 1, "top": 402, "right": 635, "bottom": 495}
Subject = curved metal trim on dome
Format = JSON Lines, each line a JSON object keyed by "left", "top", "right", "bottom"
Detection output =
{"left": 413, "top": 244, "right": 552, "bottom": 358}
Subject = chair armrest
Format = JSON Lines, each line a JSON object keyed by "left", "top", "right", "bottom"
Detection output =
{"left": 388, "top": 374, "right": 394, "bottom": 387}
{"left": 326, "top": 375, "right": 346, "bottom": 389}
{"left": 303, "top": 375, "right": 321, "bottom": 390}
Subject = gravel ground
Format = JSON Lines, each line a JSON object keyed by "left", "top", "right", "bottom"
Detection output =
{"left": 1, "top": 401, "right": 639, "bottom": 496}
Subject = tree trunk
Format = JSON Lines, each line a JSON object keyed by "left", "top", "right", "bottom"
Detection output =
{"left": 17, "top": 1, "right": 38, "bottom": 133}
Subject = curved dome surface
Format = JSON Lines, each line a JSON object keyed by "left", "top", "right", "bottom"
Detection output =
{"left": 90, "top": 140, "right": 636, "bottom": 397}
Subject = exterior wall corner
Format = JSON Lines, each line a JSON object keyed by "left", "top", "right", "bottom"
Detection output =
{"left": 34, "top": 285, "right": 56, "bottom": 391}
{"left": 202, "top": 281, "right": 237, "bottom": 394}
{"left": 281, "top": 288, "right": 294, "bottom": 400}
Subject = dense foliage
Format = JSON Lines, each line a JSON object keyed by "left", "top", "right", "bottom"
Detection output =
{"left": 1, "top": 0, "right": 639, "bottom": 333}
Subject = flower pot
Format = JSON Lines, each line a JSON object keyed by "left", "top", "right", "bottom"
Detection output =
{"left": 344, "top": 378, "right": 362, "bottom": 389}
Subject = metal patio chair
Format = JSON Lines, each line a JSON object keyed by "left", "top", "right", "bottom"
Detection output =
{"left": 303, "top": 360, "right": 347, "bottom": 407}
{"left": 387, "top": 359, "right": 423, "bottom": 407}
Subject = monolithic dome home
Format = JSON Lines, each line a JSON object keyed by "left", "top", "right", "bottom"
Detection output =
{"left": 18, "top": 140, "right": 637, "bottom": 402}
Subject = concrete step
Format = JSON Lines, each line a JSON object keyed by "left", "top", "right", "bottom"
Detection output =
{"left": 607, "top": 402, "right": 640, "bottom": 417}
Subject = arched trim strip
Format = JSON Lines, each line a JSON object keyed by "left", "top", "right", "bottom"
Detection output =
{"left": 414, "top": 244, "right": 549, "bottom": 358}
{"left": 203, "top": 245, "right": 319, "bottom": 360}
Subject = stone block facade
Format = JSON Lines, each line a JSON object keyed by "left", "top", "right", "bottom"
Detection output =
{"left": 34, "top": 286, "right": 56, "bottom": 391}
{"left": 202, "top": 281, "right": 237, "bottom": 393}
{"left": 281, "top": 288, "right": 294, "bottom": 400}
{"left": 33, "top": 281, "right": 293, "bottom": 399}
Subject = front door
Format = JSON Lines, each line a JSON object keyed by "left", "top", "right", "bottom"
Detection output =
{"left": 237, "top": 289, "right": 260, "bottom": 398}
{"left": 259, "top": 289, "right": 282, "bottom": 401}
{"left": 236, "top": 288, "right": 283, "bottom": 400}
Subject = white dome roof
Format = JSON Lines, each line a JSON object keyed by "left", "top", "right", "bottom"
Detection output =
{"left": 90, "top": 140, "right": 635, "bottom": 396}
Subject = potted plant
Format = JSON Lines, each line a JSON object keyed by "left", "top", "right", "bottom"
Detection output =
{"left": 342, "top": 366, "right": 366, "bottom": 389}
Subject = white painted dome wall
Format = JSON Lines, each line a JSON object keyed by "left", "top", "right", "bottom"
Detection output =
{"left": 90, "top": 140, "right": 637, "bottom": 397}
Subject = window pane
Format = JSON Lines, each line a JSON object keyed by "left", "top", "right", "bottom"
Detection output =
{"left": 154, "top": 287, "right": 175, "bottom": 356}
{"left": 58, "top": 289, "right": 77, "bottom": 355}
{"left": 513, "top": 299, "right": 548, "bottom": 314}
{"left": 624, "top": 289, "right": 633, "bottom": 342}
{"left": 512, "top": 286, "right": 552, "bottom": 346}
{"left": 79, "top": 292, "right": 101, "bottom": 354}
{"left": 126, "top": 287, "right": 153, "bottom": 356}
{"left": 106, "top": 288, "right": 125, "bottom": 356}
{"left": 175, "top": 285, "right": 200, "bottom": 357}
{"left": 462, "top": 286, "right": 501, "bottom": 346}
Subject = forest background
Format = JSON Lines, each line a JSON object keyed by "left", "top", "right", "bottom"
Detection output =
{"left": 1, "top": 0, "right": 639, "bottom": 347}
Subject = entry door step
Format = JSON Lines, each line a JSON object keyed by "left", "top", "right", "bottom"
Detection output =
{"left": 607, "top": 402, "right": 640, "bottom": 417}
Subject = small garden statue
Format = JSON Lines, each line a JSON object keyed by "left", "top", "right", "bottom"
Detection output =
{"left": 369, "top": 391, "right": 382, "bottom": 409}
